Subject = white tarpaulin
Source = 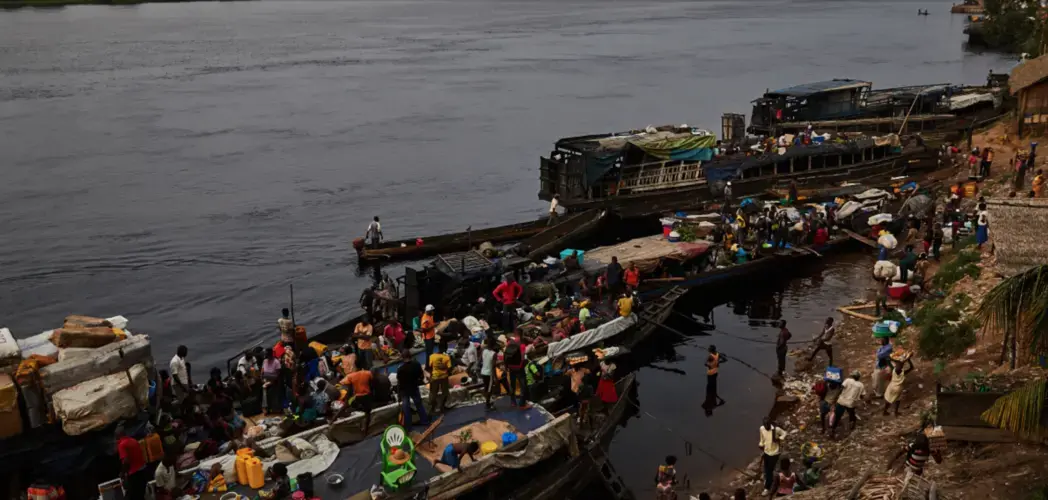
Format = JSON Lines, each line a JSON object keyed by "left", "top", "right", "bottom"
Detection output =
{"left": 949, "top": 93, "right": 995, "bottom": 111}
{"left": 546, "top": 315, "right": 636, "bottom": 358}
{"left": 17, "top": 330, "right": 58, "bottom": 359}
{"left": 0, "top": 328, "right": 20, "bottom": 373}
{"left": 854, "top": 188, "right": 894, "bottom": 201}
{"left": 51, "top": 363, "right": 149, "bottom": 436}
{"left": 193, "top": 433, "right": 341, "bottom": 483}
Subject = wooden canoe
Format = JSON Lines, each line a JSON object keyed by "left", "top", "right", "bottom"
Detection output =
{"left": 521, "top": 209, "right": 607, "bottom": 261}
{"left": 355, "top": 216, "right": 554, "bottom": 263}
{"left": 637, "top": 236, "right": 855, "bottom": 297}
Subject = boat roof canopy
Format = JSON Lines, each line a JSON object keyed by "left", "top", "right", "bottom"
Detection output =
{"left": 764, "top": 79, "right": 872, "bottom": 98}
{"left": 555, "top": 125, "right": 714, "bottom": 156}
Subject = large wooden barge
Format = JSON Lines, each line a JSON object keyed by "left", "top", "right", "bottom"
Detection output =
{"left": 538, "top": 124, "right": 936, "bottom": 213}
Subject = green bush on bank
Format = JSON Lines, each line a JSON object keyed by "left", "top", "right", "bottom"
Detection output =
{"left": 913, "top": 298, "right": 979, "bottom": 359}
{"left": 931, "top": 249, "right": 981, "bottom": 290}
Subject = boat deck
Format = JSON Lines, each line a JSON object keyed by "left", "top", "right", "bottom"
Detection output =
{"left": 226, "top": 399, "right": 549, "bottom": 499}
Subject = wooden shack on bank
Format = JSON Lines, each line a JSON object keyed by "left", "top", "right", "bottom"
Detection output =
{"left": 1010, "top": 54, "right": 1048, "bottom": 137}
{"left": 985, "top": 198, "right": 1048, "bottom": 275}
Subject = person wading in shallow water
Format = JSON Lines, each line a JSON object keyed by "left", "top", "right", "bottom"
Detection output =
{"left": 808, "top": 317, "right": 836, "bottom": 366}
{"left": 776, "top": 321, "right": 791, "bottom": 375}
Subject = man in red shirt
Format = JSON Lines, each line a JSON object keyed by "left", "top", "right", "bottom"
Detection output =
{"left": 492, "top": 275, "right": 523, "bottom": 331}
{"left": 116, "top": 424, "right": 148, "bottom": 500}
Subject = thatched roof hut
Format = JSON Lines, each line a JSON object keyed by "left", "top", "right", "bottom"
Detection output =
{"left": 986, "top": 198, "right": 1048, "bottom": 276}
{"left": 1011, "top": 54, "right": 1048, "bottom": 95}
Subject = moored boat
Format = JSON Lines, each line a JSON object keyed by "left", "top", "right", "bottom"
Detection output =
{"left": 539, "top": 124, "right": 934, "bottom": 214}
{"left": 354, "top": 216, "right": 554, "bottom": 263}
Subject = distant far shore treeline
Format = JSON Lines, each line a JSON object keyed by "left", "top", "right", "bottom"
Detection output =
{"left": 1, "top": 0, "right": 246, "bottom": 8}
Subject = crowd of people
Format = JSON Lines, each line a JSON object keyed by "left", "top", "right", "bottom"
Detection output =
{"left": 709, "top": 181, "right": 836, "bottom": 269}
{"left": 133, "top": 251, "right": 649, "bottom": 499}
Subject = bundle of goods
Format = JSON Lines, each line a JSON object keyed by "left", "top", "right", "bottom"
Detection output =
{"left": 824, "top": 366, "right": 843, "bottom": 383}
{"left": 41, "top": 334, "right": 152, "bottom": 394}
{"left": 0, "top": 373, "right": 24, "bottom": 439}
{"left": 889, "top": 347, "right": 912, "bottom": 362}
{"left": 873, "top": 260, "right": 898, "bottom": 280}
{"left": 872, "top": 320, "right": 900, "bottom": 338}
{"left": 876, "top": 231, "right": 898, "bottom": 250}
{"left": 0, "top": 328, "right": 21, "bottom": 374}
{"left": 51, "top": 363, "right": 149, "bottom": 435}
{"left": 924, "top": 426, "right": 947, "bottom": 452}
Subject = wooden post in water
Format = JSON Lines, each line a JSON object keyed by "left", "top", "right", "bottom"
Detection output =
{"left": 289, "top": 283, "right": 296, "bottom": 328}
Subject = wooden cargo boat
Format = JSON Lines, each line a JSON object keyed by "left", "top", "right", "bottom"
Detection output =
{"left": 538, "top": 124, "right": 936, "bottom": 214}
{"left": 354, "top": 209, "right": 608, "bottom": 265}
{"left": 747, "top": 79, "right": 1004, "bottom": 137}
{"left": 354, "top": 217, "right": 553, "bottom": 263}
{"left": 637, "top": 236, "right": 854, "bottom": 297}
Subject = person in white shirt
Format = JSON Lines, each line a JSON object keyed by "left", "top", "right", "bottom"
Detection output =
{"left": 461, "top": 341, "right": 479, "bottom": 378}
{"left": 278, "top": 308, "right": 294, "bottom": 344}
{"left": 365, "top": 216, "right": 383, "bottom": 249}
{"left": 237, "top": 347, "right": 263, "bottom": 376}
{"left": 758, "top": 417, "right": 787, "bottom": 494}
{"left": 547, "top": 194, "right": 560, "bottom": 226}
{"left": 830, "top": 370, "right": 866, "bottom": 438}
{"left": 169, "top": 345, "right": 190, "bottom": 400}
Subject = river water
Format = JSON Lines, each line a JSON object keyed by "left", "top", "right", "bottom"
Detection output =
{"left": 608, "top": 254, "right": 877, "bottom": 495}
{"left": 0, "top": 0, "right": 1009, "bottom": 488}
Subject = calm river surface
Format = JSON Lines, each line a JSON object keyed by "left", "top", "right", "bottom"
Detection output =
{"left": 0, "top": 0, "right": 1011, "bottom": 492}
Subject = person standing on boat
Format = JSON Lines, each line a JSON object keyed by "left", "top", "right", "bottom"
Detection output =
{"left": 426, "top": 339, "right": 453, "bottom": 414}
{"left": 169, "top": 345, "right": 190, "bottom": 402}
{"left": 788, "top": 181, "right": 799, "bottom": 206}
{"left": 420, "top": 304, "right": 437, "bottom": 358}
{"left": 396, "top": 348, "right": 429, "bottom": 426}
{"left": 723, "top": 181, "right": 733, "bottom": 203}
{"left": 365, "top": 216, "right": 383, "bottom": 249}
{"left": 604, "top": 256, "right": 624, "bottom": 304}
{"left": 503, "top": 332, "right": 532, "bottom": 408}
{"left": 624, "top": 262, "right": 641, "bottom": 290}
{"left": 493, "top": 275, "right": 523, "bottom": 331}
{"left": 277, "top": 308, "right": 294, "bottom": 346}
{"left": 548, "top": 194, "right": 561, "bottom": 226}
{"left": 116, "top": 423, "right": 149, "bottom": 500}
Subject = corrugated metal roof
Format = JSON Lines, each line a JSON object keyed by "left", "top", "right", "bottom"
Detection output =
{"left": 767, "top": 79, "right": 872, "bottom": 98}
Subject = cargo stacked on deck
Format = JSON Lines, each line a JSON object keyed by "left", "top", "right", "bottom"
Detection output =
{"left": 0, "top": 315, "right": 153, "bottom": 440}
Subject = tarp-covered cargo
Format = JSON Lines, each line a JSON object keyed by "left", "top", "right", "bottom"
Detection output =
{"left": 0, "top": 328, "right": 21, "bottom": 374}
{"left": 582, "top": 235, "right": 711, "bottom": 273}
{"left": 41, "top": 335, "right": 152, "bottom": 395}
{"left": 51, "top": 363, "right": 149, "bottom": 436}
{"left": 52, "top": 326, "right": 120, "bottom": 349}
{"left": 62, "top": 315, "right": 112, "bottom": 329}
{"left": 17, "top": 330, "right": 58, "bottom": 359}
{"left": 546, "top": 315, "right": 637, "bottom": 359}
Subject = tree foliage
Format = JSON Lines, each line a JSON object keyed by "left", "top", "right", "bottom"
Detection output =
{"left": 983, "top": 0, "right": 1044, "bottom": 54}
{"left": 975, "top": 265, "right": 1048, "bottom": 356}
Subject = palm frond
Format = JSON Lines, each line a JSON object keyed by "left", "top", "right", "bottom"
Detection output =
{"left": 981, "top": 379, "right": 1047, "bottom": 439}
{"left": 975, "top": 265, "right": 1048, "bottom": 355}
